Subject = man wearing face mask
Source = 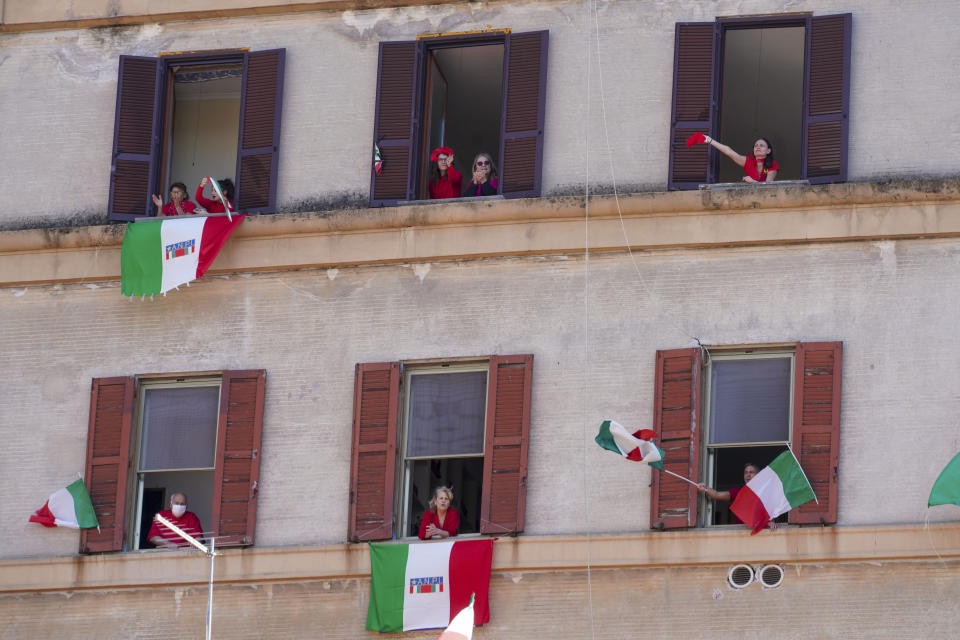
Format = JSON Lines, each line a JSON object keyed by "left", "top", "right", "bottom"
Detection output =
{"left": 148, "top": 492, "right": 203, "bottom": 549}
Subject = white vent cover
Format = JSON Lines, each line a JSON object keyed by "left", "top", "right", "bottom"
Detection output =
{"left": 727, "top": 564, "right": 754, "bottom": 589}
{"left": 758, "top": 564, "right": 785, "bottom": 589}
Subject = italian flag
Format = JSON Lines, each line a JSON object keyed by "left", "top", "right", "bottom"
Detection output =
{"left": 595, "top": 420, "right": 664, "bottom": 469}
{"left": 366, "top": 539, "right": 493, "bottom": 633}
{"left": 121, "top": 215, "right": 245, "bottom": 297}
{"left": 730, "top": 450, "right": 817, "bottom": 534}
{"left": 436, "top": 595, "right": 475, "bottom": 640}
{"left": 29, "top": 479, "right": 99, "bottom": 529}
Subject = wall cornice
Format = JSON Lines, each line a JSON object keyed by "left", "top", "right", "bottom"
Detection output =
{"left": 1, "top": 179, "right": 959, "bottom": 288}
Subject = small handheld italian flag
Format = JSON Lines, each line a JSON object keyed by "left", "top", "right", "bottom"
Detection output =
{"left": 29, "top": 478, "right": 99, "bottom": 529}
{"left": 374, "top": 143, "right": 384, "bottom": 176}
{"left": 436, "top": 594, "right": 475, "bottom": 640}
{"left": 206, "top": 177, "right": 234, "bottom": 219}
{"left": 730, "top": 450, "right": 817, "bottom": 534}
{"left": 121, "top": 215, "right": 245, "bottom": 297}
{"left": 595, "top": 420, "right": 664, "bottom": 469}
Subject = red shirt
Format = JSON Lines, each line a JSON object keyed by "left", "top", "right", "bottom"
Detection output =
{"left": 429, "top": 167, "right": 463, "bottom": 200}
{"left": 147, "top": 509, "right": 204, "bottom": 547}
{"left": 160, "top": 201, "right": 197, "bottom": 216}
{"left": 418, "top": 508, "right": 460, "bottom": 540}
{"left": 744, "top": 155, "right": 779, "bottom": 182}
{"left": 195, "top": 185, "right": 234, "bottom": 214}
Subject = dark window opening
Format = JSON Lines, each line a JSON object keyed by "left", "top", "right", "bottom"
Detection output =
{"left": 718, "top": 26, "right": 805, "bottom": 182}
{"left": 418, "top": 45, "right": 504, "bottom": 199}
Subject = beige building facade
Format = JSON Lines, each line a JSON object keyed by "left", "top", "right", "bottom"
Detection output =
{"left": 2, "top": 1, "right": 960, "bottom": 638}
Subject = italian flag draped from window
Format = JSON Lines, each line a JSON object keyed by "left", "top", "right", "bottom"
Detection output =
{"left": 730, "top": 450, "right": 817, "bottom": 534}
{"left": 120, "top": 215, "right": 245, "bottom": 297}
{"left": 366, "top": 539, "right": 493, "bottom": 633}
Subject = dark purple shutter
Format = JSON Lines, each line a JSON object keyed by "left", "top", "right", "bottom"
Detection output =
{"left": 650, "top": 348, "right": 702, "bottom": 529}
{"left": 479, "top": 355, "right": 533, "bottom": 535}
{"left": 211, "top": 370, "right": 266, "bottom": 546}
{"left": 370, "top": 42, "right": 420, "bottom": 207}
{"left": 80, "top": 377, "right": 135, "bottom": 553}
{"left": 789, "top": 342, "right": 842, "bottom": 525}
{"left": 498, "top": 31, "right": 549, "bottom": 199}
{"left": 235, "top": 49, "right": 285, "bottom": 213}
{"left": 668, "top": 23, "right": 718, "bottom": 190}
{"left": 349, "top": 362, "right": 401, "bottom": 541}
{"left": 803, "top": 14, "right": 852, "bottom": 184}
{"left": 108, "top": 56, "right": 162, "bottom": 221}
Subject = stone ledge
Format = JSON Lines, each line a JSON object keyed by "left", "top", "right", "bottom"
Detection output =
{"left": 1, "top": 522, "right": 958, "bottom": 594}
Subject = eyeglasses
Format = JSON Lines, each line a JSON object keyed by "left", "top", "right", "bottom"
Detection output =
{"left": 476, "top": 160, "right": 490, "bottom": 166}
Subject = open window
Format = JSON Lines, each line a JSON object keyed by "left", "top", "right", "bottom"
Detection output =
{"left": 108, "top": 49, "right": 284, "bottom": 221}
{"left": 349, "top": 356, "right": 532, "bottom": 541}
{"left": 370, "top": 31, "right": 548, "bottom": 206}
{"left": 649, "top": 343, "right": 841, "bottom": 530}
{"left": 79, "top": 371, "right": 265, "bottom": 553}
{"left": 668, "top": 14, "right": 851, "bottom": 189}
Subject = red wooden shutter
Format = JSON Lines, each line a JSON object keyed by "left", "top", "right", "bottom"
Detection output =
{"left": 499, "top": 31, "right": 549, "bottom": 199}
{"left": 211, "top": 370, "right": 266, "bottom": 546}
{"left": 480, "top": 354, "right": 533, "bottom": 535}
{"left": 80, "top": 377, "right": 135, "bottom": 553}
{"left": 790, "top": 342, "right": 842, "bottom": 525}
{"left": 802, "top": 14, "right": 852, "bottom": 184}
{"left": 370, "top": 42, "right": 420, "bottom": 207}
{"left": 650, "top": 348, "right": 702, "bottom": 529}
{"left": 235, "top": 49, "right": 285, "bottom": 213}
{"left": 108, "top": 56, "right": 162, "bottom": 221}
{"left": 668, "top": 23, "right": 718, "bottom": 190}
{"left": 348, "top": 362, "right": 401, "bottom": 541}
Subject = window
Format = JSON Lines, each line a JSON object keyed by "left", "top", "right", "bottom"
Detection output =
{"left": 369, "top": 31, "right": 548, "bottom": 206}
{"left": 79, "top": 371, "right": 265, "bottom": 553}
{"left": 108, "top": 49, "right": 285, "bottom": 221}
{"left": 348, "top": 356, "right": 533, "bottom": 541}
{"left": 668, "top": 14, "right": 851, "bottom": 189}
{"left": 649, "top": 343, "right": 841, "bottom": 530}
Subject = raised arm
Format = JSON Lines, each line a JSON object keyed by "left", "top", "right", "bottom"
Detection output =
{"left": 703, "top": 136, "right": 747, "bottom": 167}
{"left": 697, "top": 483, "right": 731, "bottom": 502}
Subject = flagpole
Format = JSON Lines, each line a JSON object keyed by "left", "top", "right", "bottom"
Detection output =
{"left": 786, "top": 443, "right": 819, "bottom": 504}
{"left": 660, "top": 468, "right": 700, "bottom": 488}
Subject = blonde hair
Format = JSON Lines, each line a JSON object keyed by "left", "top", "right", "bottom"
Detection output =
{"left": 429, "top": 486, "right": 454, "bottom": 512}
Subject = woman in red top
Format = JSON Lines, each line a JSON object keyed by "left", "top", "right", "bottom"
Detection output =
{"left": 428, "top": 147, "right": 462, "bottom": 199}
{"left": 700, "top": 135, "right": 779, "bottom": 183}
{"left": 195, "top": 177, "right": 235, "bottom": 213}
{"left": 418, "top": 486, "right": 460, "bottom": 540}
{"left": 152, "top": 182, "right": 198, "bottom": 216}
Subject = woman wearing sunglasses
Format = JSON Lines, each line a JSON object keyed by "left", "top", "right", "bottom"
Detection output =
{"left": 464, "top": 152, "right": 499, "bottom": 197}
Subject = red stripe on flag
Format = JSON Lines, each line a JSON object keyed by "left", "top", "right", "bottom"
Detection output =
{"left": 196, "top": 215, "right": 246, "bottom": 279}
{"left": 633, "top": 428, "right": 657, "bottom": 441}
{"left": 448, "top": 540, "right": 493, "bottom": 626}
{"left": 730, "top": 486, "right": 771, "bottom": 535}
{"left": 625, "top": 448, "right": 644, "bottom": 461}
{"left": 29, "top": 501, "right": 58, "bottom": 527}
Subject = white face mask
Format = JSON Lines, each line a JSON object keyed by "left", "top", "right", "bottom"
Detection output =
{"left": 171, "top": 504, "right": 187, "bottom": 518}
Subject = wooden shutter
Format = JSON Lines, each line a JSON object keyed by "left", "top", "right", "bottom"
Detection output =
{"left": 668, "top": 23, "right": 718, "bottom": 190}
{"left": 108, "top": 56, "right": 162, "bottom": 221}
{"left": 480, "top": 354, "right": 533, "bottom": 535}
{"left": 349, "top": 362, "right": 401, "bottom": 541}
{"left": 211, "top": 370, "right": 266, "bottom": 546}
{"left": 370, "top": 42, "right": 420, "bottom": 207}
{"left": 790, "top": 342, "right": 842, "bottom": 525}
{"left": 650, "top": 348, "right": 702, "bottom": 529}
{"left": 235, "top": 49, "right": 285, "bottom": 213}
{"left": 499, "top": 31, "right": 549, "bottom": 199}
{"left": 803, "top": 14, "right": 852, "bottom": 184}
{"left": 80, "top": 377, "right": 135, "bottom": 553}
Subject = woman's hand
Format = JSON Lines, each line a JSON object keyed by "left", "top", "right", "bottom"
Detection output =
{"left": 473, "top": 169, "right": 485, "bottom": 184}
{"left": 151, "top": 194, "right": 163, "bottom": 207}
{"left": 200, "top": 177, "right": 209, "bottom": 188}
{"left": 425, "top": 524, "right": 446, "bottom": 538}
{"left": 742, "top": 176, "right": 757, "bottom": 183}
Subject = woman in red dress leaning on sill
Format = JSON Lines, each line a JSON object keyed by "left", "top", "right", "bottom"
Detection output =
{"left": 418, "top": 486, "right": 460, "bottom": 540}
{"left": 695, "top": 134, "right": 779, "bottom": 183}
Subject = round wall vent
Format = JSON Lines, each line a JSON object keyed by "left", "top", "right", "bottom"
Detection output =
{"left": 727, "top": 564, "right": 754, "bottom": 589}
{"left": 758, "top": 564, "right": 785, "bottom": 589}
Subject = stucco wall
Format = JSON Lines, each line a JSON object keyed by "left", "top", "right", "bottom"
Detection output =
{"left": 3, "top": 236, "right": 960, "bottom": 559}
{"left": 0, "top": 0, "right": 958, "bottom": 227}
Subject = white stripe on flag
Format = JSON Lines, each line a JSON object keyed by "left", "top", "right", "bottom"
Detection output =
{"left": 403, "top": 541, "right": 453, "bottom": 631}
{"left": 46, "top": 488, "right": 80, "bottom": 528}
{"left": 748, "top": 466, "right": 792, "bottom": 520}
{"left": 159, "top": 217, "right": 205, "bottom": 294}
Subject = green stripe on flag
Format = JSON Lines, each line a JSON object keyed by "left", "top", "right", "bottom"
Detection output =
{"left": 768, "top": 451, "right": 816, "bottom": 508}
{"left": 121, "top": 221, "right": 163, "bottom": 296}
{"left": 367, "top": 543, "right": 410, "bottom": 632}
{"left": 65, "top": 479, "right": 99, "bottom": 529}
{"left": 594, "top": 420, "right": 620, "bottom": 454}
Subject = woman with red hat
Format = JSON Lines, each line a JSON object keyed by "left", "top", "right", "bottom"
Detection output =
{"left": 428, "top": 147, "right": 462, "bottom": 199}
